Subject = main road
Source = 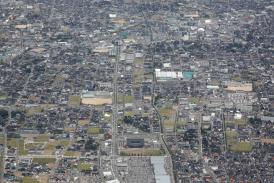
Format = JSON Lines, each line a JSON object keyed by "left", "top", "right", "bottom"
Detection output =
{"left": 110, "top": 43, "right": 120, "bottom": 178}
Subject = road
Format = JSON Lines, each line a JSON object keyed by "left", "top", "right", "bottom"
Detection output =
{"left": 110, "top": 44, "right": 120, "bottom": 178}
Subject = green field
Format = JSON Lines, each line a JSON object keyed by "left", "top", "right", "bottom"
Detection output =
{"left": 159, "top": 107, "right": 175, "bottom": 117}
{"left": 0, "top": 91, "right": 7, "bottom": 100}
{"left": 88, "top": 127, "right": 103, "bottom": 134}
{"left": 230, "top": 142, "right": 252, "bottom": 152}
{"left": 225, "top": 131, "right": 238, "bottom": 138}
{"left": 124, "top": 111, "right": 134, "bottom": 117}
{"left": 0, "top": 136, "right": 4, "bottom": 145}
{"left": 25, "top": 143, "right": 44, "bottom": 150}
{"left": 117, "top": 95, "right": 134, "bottom": 103}
{"left": 34, "top": 134, "right": 50, "bottom": 142}
{"left": 7, "top": 138, "right": 19, "bottom": 148}
{"left": 0, "top": 154, "right": 3, "bottom": 178}
{"left": 44, "top": 140, "right": 69, "bottom": 150}
{"left": 32, "top": 158, "right": 56, "bottom": 165}
{"left": 19, "top": 139, "right": 28, "bottom": 156}
{"left": 64, "top": 151, "right": 80, "bottom": 157}
{"left": 26, "top": 104, "right": 55, "bottom": 117}
{"left": 176, "top": 120, "right": 187, "bottom": 128}
{"left": 164, "top": 120, "right": 175, "bottom": 129}
{"left": 226, "top": 118, "right": 246, "bottom": 125}
{"left": 226, "top": 130, "right": 238, "bottom": 147}
{"left": 26, "top": 107, "right": 43, "bottom": 116}
{"left": 22, "top": 176, "right": 40, "bottom": 183}
{"left": 134, "top": 58, "right": 144, "bottom": 65}
{"left": 6, "top": 138, "right": 28, "bottom": 155}
{"left": 189, "top": 97, "right": 200, "bottom": 104}
{"left": 78, "top": 163, "right": 92, "bottom": 172}
{"left": 0, "top": 95, "right": 7, "bottom": 100}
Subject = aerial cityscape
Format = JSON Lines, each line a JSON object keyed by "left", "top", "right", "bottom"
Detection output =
{"left": 0, "top": 0, "right": 274, "bottom": 183}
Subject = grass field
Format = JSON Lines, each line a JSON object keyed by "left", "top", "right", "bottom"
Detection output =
{"left": 133, "top": 71, "right": 143, "bottom": 84}
{"left": 68, "top": 95, "right": 81, "bottom": 106}
{"left": 230, "top": 142, "right": 252, "bottom": 152}
{"left": 32, "top": 158, "right": 56, "bottom": 165}
{"left": 226, "top": 131, "right": 238, "bottom": 146}
{"left": 22, "top": 176, "right": 40, "bottom": 183}
{"left": 78, "top": 163, "right": 92, "bottom": 172}
{"left": 117, "top": 95, "right": 134, "bottom": 103}
{"left": 26, "top": 104, "right": 55, "bottom": 117}
{"left": 44, "top": 140, "right": 70, "bottom": 151}
{"left": 64, "top": 127, "right": 76, "bottom": 133}
{"left": 164, "top": 120, "right": 175, "bottom": 129}
{"left": 88, "top": 127, "right": 103, "bottom": 134}
{"left": 0, "top": 154, "right": 3, "bottom": 178}
{"left": 226, "top": 118, "right": 246, "bottom": 125}
{"left": 25, "top": 143, "right": 44, "bottom": 150}
{"left": 6, "top": 138, "right": 28, "bottom": 155}
{"left": 0, "top": 136, "right": 4, "bottom": 145}
{"left": 34, "top": 134, "right": 50, "bottom": 142}
{"left": 124, "top": 111, "right": 134, "bottom": 117}
{"left": 226, "top": 131, "right": 238, "bottom": 138}
{"left": 133, "top": 57, "right": 144, "bottom": 85}
{"left": 176, "top": 120, "right": 187, "bottom": 128}
{"left": 64, "top": 151, "right": 81, "bottom": 157}
{"left": 7, "top": 138, "right": 19, "bottom": 148}
{"left": 19, "top": 139, "right": 28, "bottom": 156}
{"left": 0, "top": 91, "right": 7, "bottom": 100}
{"left": 159, "top": 107, "right": 175, "bottom": 117}
{"left": 0, "top": 95, "right": 7, "bottom": 100}
{"left": 189, "top": 97, "right": 200, "bottom": 104}
{"left": 78, "top": 120, "right": 89, "bottom": 126}
{"left": 134, "top": 58, "right": 144, "bottom": 65}
{"left": 7, "top": 138, "right": 28, "bottom": 156}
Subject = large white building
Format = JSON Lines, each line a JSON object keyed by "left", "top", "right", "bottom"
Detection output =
{"left": 155, "top": 69, "right": 183, "bottom": 81}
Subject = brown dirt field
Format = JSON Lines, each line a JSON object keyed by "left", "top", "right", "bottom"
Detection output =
{"left": 81, "top": 98, "right": 112, "bottom": 105}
